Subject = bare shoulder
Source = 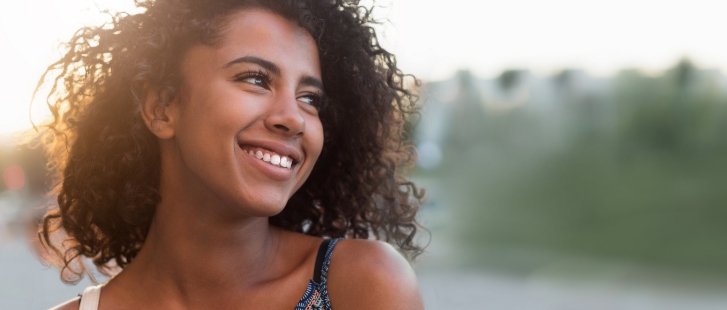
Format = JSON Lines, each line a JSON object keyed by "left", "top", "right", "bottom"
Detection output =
{"left": 326, "top": 239, "right": 423, "bottom": 310}
{"left": 48, "top": 297, "right": 80, "bottom": 310}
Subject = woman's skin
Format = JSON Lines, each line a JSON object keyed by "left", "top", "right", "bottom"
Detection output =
{"left": 51, "top": 9, "right": 423, "bottom": 310}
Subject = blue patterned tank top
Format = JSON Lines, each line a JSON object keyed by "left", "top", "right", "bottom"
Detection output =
{"left": 295, "top": 238, "right": 340, "bottom": 310}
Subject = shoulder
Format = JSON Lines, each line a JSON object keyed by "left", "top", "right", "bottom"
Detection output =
{"left": 326, "top": 239, "right": 423, "bottom": 310}
{"left": 48, "top": 297, "right": 80, "bottom": 310}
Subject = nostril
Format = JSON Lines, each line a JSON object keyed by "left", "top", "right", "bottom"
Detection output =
{"left": 273, "top": 124, "right": 289, "bottom": 131}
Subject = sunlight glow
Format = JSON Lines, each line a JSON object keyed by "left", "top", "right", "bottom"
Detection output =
{"left": 1, "top": 0, "right": 726, "bottom": 134}
{"left": 384, "top": 0, "right": 727, "bottom": 80}
{"left": 0, "top": 0, "right": 138, "bottom": 135}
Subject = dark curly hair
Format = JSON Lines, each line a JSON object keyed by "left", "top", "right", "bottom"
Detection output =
{"left": 35, "top": 0, "right": 424, "bottom": 283}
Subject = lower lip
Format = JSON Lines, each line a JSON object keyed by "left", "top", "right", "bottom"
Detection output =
{"left": 239, "top": 148, "right": 295, "bottom": 181}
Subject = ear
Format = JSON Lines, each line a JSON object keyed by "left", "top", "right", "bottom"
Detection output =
{"left": 140, "top": 84, "right": 177, "bottom": 140}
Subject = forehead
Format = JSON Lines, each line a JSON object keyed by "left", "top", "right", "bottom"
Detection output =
{"left": 214, "top": 9, "right": 321, "bottom": 74}
{"left": 220, "top": 9, "right": 311, "bottom": 42}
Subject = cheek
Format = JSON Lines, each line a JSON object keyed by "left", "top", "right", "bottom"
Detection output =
{"left": 172, "top": 89, "right": 241, "bottom": 176}
{"left": 177, "top": 83, "right": 256, "bottom": 137}
{"left": 172, "top": 114, "right": 230, "bottom": 184}
{"left": 175, "top": 103, "right": 228, "bottom": 152}
{"left": 308, "top": 119, "right": 325, "bottom": 158}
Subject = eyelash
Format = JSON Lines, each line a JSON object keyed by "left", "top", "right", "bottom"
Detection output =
{"left": 233, "top": 69, "right": 273, "bottom": 88}
{"left": 233, "top": 69, "right": 326, "bottom": 109}
{"left": 300, "top": 92, "right": 326, "bottom": 109}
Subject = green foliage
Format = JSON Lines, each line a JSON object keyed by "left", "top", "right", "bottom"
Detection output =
{"left": 431, "top": 60, "right": 727, "bottom": 273}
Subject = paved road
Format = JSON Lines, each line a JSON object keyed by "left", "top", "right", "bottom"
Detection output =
{"left": 3, "top": 237, "right": 727, "bottom": 310}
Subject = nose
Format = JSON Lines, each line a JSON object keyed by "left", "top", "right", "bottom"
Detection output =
{"left": 264, "top": 92, "right": 305, "bottom": 136}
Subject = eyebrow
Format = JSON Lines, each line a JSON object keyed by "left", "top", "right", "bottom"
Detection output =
{"left": 223, "top": 55, "right": 324, "bottom": 91}
{"left": 223, "top": 56, "right": 281, "bottom": 76}
{"left": 299, "top": 75, "right": 324, "bottom": 90}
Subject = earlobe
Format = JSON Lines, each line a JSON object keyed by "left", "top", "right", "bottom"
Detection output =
{"left": 150, "top": 105, "right": 169, "bottom": 133}
{"left": 140, "top": 85, "right": 176, "bottom": 139}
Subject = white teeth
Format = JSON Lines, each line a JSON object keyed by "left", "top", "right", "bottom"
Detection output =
{"left": 245, "top": 148, "right": 294, "bottom": 169}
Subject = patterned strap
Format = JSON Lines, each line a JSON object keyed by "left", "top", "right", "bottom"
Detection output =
{"left": 313, "top": 239, "right": 331, "bottom": 283}
{"left": 79, "top": 285, "right": 102, "bottom": 310}
{"left": 317, "top": 238, "right": 340, "bottom": 284}
{"left": 297, "top": 238, "right": 341, "bottom": 310}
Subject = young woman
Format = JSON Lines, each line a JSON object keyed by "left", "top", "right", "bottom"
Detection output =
{"left": 37, "top": 0, "right": 425, "bottom": 309}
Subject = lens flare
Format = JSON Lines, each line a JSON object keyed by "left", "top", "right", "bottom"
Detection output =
{"left": 3, "top": 165, "right": 25, "bottom": 190}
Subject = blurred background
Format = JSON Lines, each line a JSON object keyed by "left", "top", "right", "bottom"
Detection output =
{"left": 2, "top": 0, "right": 727, "bottom": 309}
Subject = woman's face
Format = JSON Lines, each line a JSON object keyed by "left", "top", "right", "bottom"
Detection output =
{"left": 167, "top": 9, "right": 324, "bottom": 217}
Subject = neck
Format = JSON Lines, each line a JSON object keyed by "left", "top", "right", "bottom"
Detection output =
{"left": 115, "top": 148, "right": 283, "bottom": 300}
{"left": 118, "top": 196, "right": 283, "bottom": 304}
{"left": 136, "top": 202, "right": 279, "bottom": 285}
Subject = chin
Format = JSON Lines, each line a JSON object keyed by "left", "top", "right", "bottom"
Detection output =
{"left": 256, "top": 204, "right": 287, "bottom": 218}
{"left": 233, "top": 195, "right": 290, "bottom": 218}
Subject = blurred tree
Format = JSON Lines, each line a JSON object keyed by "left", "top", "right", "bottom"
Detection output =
{"left": 446, "top": 70, "right": 488, "bottom": 150}
{"left": 422, "top": 59, "right": 727, "bottom": 275}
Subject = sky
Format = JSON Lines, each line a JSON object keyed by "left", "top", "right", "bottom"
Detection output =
{"left": 1, "top": 0, "right": 726, "bottom": 134}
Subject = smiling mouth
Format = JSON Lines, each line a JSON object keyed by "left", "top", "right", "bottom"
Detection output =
{"left": 239, "top": 145, "right": 296, "bottom": 169}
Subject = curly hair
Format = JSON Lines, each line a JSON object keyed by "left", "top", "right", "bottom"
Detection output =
{"left": 35, "top": 0, "right": 424, "bottom": 283}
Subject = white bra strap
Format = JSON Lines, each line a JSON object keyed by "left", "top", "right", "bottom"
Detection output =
{"left": 79, "top": 285, "right": 102, "bottom": 310}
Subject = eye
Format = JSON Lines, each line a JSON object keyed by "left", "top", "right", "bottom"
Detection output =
{"left": 233, "top": 70, "right": 272, "bottom": 89}
{"left": 298, "top": 92, "right": 325, "bottom": 109}
{"left": 242, "top": 76, "right": 265, "bottom": 86}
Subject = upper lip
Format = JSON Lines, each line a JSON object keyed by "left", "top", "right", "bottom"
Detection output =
{"left": 237, "top": 139, "right": 303, "bottom": 164}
